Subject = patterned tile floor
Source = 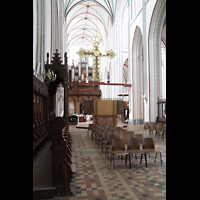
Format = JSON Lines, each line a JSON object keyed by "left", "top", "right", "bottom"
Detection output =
{"left": 48, "top": 125, "right": 166, "bottom": 200}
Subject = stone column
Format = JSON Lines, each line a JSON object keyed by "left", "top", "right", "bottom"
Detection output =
{"left": 63, "top": 52, "right": 69, "bottom": 131}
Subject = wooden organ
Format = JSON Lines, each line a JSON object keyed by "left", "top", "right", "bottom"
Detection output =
{"left": 69, "top": 57, "right": 93, "bottom": 82}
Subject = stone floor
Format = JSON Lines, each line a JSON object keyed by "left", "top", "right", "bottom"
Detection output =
{"left": 47, "top": 124, "right": 166, "bottom": 200}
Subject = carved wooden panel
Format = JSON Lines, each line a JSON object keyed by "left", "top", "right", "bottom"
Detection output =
{"left": 33, "top": 74, "right": 48, "bottom": 96}
{"left": 116, "top": 100, "right": 124, "bottom": 114}
{"left": 84, "top": 100, "right": 94, "bottom": 115}
{"left": 46, "top": 49, "right": 65, "bottom": 80}
{"left": 52, "top": 117, "right": 66, "bottom": 130}
{"left": 56, "top": 164, "right": 63, "bottom": 185}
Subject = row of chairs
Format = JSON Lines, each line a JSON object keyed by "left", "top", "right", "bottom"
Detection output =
{"left": 88, "top": 124, "right": 162, "bottom": 169}
{"left": 144, "top": 122, "right": 166, "bottom": 139}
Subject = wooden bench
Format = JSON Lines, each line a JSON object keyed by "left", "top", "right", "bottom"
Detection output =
{"left": 50, "top": 117, "right": 75, "bottom": 196}
{"left": 63, "top": 129, "right": 76, "bottom": 174}
{"left": 33, "top": 140, "right": 55, "bottom": 200}
{"left": 33, "top": 117, "right": 75, "bottom": 199}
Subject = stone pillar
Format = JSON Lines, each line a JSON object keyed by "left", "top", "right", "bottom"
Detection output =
{"left": 143, "top": 0, "right": 149, "bottom": 122}
{"left": 63, "top": 52, "right": 69, "bottom": 131}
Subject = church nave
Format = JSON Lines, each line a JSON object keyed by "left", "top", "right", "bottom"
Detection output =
{"left": 33, "top": 1, "right": 166, "bottom": 198}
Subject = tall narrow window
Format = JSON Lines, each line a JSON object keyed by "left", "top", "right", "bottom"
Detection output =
{"left": 161, "top": 41, "right": 166, "bottom": 99}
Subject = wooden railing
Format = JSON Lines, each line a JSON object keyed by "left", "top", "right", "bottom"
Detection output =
{"left": 69, "top": 89, "right": 101, "bottom": 96}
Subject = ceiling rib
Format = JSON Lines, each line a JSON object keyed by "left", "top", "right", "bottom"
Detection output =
{"left": 65, "top": 0, "right": 115, "bottom": 50}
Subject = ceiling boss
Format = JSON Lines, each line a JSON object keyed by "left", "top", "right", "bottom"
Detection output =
{"left": 76, "top": 35, "right": 116, "bottom": 82}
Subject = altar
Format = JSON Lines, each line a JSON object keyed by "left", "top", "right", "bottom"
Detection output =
{"left": 78, "top": 115, "right": 86, "bottom": 122}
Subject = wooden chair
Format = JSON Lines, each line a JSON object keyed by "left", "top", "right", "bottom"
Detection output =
{"left": 155, "top": 122, "right": 163, "bottom": 138}
{"left": 106, "top": 125, "right": 114, "bottom": 132}
{"left": 127, "top": 138, "right": 147, "bottom": 168}
{"left": 118, "top": 134, "right": 130, "bottom": 160}
{"left": 114, "top": 131, "right": 123, "bottom": 139}
{"left": 133, "top": 134, "right": 143, "bottom": 146}
{"left": 91, "top": 124, "right": 97, "bottom": 141}
{"left": 115, "top": 127, "right": 122, "bottom": 131}
{"left": 101, "top": 131, "right": 111, "bottom": 153}
{"left": 150, "top": 122, "right": 156, "bottom": 136}
{"left": 95, "top": 127, "right": 102, "bottom": 145}
{"left": 109, "top": 125, "right": 114, "bottom": 130}
{"left": 97, "top": 128, "right": 104, "bottom": 147}
{"left": 120, "top": 134, "right": 131, "bottom": 146}
{"left": 105, "top": 134, "right": 117, "bottom": 160}
{"left": 93, "top": 126, "right": 98, "bottom": 143}
{"left": 110, "top": 139, "right": 130, "bottom": 169}
{"left": 127, "top": 138, "right": 141, "bottom": 150}
{"left": 121, "top": 128, "right": 127, "bottom": 134}
{"left": 142, "top": 138, "right": 162, "bottom": 167}
{"left": 110, "top": 128, "right": 116, "bottom": 134}
{"left": 144, "top": 122, "right": 150, "bottom": 136}
{"left": 87, "top": 124, "right": 93, "bottom": 137}
{"left": 162, "top": 123, "right": 166, "bottom": 140}
{"left": 126, "top": 131, "right": 134, "bottom": 137}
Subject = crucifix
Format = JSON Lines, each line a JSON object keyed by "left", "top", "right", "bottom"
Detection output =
{"left": 76, "top": 35, "right": 116, "bottom": 82}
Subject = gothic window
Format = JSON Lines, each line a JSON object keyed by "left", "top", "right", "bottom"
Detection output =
{"left": 161, "top": 41, "right": 166, "bottom": 99}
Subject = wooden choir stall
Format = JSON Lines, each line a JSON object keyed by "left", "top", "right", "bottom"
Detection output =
{"left": 33, "top": 117, "right": 76, "bottom": 199}
{"left": 33, "top": 50, "right": 75, "bottom": 199}
{"left": 50, "top": 117, "right": 75, "bottom": 196}
{"left": 33, "top": 74, "right": 49, "bottom": 153}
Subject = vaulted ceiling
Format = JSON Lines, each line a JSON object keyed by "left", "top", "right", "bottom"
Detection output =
{"left": 65, "top": 0, "right": 117, "bottom": 52}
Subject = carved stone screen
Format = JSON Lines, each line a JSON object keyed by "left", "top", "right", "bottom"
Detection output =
{"left": 116, "top": 100, "right": 124, "bottom": 115}
{"left": 84, "top": 100, "right": 94, "bottom": 115}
